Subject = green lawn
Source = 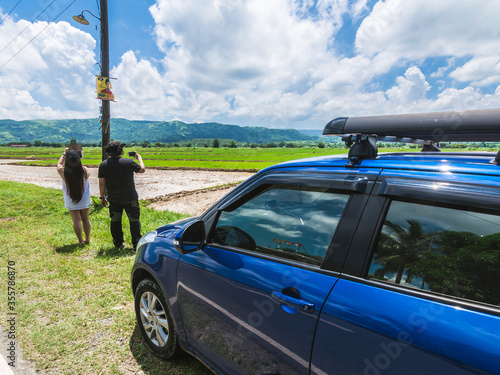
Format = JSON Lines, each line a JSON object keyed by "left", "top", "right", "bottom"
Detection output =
{"left": 0, "top": 180, "right": 211, "bottom": 374}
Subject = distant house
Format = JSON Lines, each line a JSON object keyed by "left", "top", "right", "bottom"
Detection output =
{"left": 10, "top": 144, "right": 28, "bottom": 147}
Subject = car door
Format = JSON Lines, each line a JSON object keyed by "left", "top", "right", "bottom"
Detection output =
{"left": 311, "top": 171, "right": 500, "bottom": 375}
{"left": 176, "top": 168, "right": 379, "bottom": 374}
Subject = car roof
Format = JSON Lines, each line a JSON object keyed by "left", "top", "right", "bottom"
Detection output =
{"left": 272, "top": 152, "right": 500, "bottom": 177}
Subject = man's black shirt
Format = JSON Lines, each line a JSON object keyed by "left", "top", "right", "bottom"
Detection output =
{"left": 98, "top": 157, "right": 141, "bottom": 202}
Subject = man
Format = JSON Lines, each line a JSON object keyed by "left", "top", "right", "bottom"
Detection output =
{"left": 98, "top": 141, "right": 146, "bottom": 249}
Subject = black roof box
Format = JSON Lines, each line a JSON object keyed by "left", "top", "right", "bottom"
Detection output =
{"left": 323, "top": 109, "right": 500, "bottom": 142}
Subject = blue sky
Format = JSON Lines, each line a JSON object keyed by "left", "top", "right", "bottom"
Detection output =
{"left": 1, "top": 0, "right": 500, "bottom": 129}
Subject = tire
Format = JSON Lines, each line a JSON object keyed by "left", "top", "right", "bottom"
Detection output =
{"left": 134, "top": 278, "right": 182, "bottom": 359}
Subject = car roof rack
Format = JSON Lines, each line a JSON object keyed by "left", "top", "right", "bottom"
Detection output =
{"left": 323, "top": 109, "right": 500, "bottom": 167}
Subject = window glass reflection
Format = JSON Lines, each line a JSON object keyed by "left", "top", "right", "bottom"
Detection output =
{"left": 369, "top": 200, "right": 500, "bottom": 306}
{"left": 212, "top": 185, "right": 350, "bottom": 266}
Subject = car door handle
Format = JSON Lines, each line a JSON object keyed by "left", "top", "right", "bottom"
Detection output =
{"left": 271, "top": 291, "right": 315, "bottom": 313}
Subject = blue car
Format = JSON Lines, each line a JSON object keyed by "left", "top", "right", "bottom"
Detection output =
{"left": 131, "top": 109, "right": 500, "bottom": 375}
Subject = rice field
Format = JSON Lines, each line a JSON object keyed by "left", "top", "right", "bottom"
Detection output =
{"left": 0, "top": 146, "right": 350, "bottom": 170}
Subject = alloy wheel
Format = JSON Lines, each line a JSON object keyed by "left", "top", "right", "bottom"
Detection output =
{"left": 139, "top": 291, "right": 169, "bottom": 347}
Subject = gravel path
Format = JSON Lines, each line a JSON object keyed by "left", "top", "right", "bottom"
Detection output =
{"left": 0, "top": 160, "right": 255, "bottom": 215}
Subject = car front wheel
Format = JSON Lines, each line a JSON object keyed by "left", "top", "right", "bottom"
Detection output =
{"left": 134, "top": 278, "right": 182, "bottom": 359}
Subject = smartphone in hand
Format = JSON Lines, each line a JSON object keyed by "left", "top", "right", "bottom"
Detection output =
{"left": 128, "top": 151, "right": 136, "bottom": 157}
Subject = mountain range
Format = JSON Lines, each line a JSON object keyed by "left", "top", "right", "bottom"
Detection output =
{"left": 0, "top": 118, "right": 322, "bottom": 144}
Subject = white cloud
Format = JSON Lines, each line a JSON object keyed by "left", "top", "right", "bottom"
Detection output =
{"left": 0, "top": 18, "right": 97, "bottom": 119}
{"left": 386, "top": 67, "right": 430, "bottom": 105}
{"left": 136, "top": 0, "right": 346, "bottom": 124}
{"left": 356, "top": 0, "right": 500, "bottom": 59}
{"left": 111, "top": 50, "right": 231, "bottom": 122}
{"left": 449, "top": 57, "right": 500, "bottom": 86}
{"left": 355, "top": 0, "right": 500, "bottom": 86}
{"left": 349, "top": 0, "right": 369, "bottom": 21}
{"left": 430, "top": 57, "right": 456, "bottom": 78}
{"left": 140, "top": 0, "right": 500, "bottom": 126}
{"left": 150, "top": 0, "right": 337, "bottom": 90}
{"left": 2, "top": 0, "right": 500, "bottom": 127}
{"left": 381, "top": 69, "right": 500, "bottom": 114}
{"left": 432, "top": 86, "right": 500, "bottom": 111}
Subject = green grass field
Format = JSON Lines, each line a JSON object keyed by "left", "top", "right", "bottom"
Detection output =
{"left": 0, "top": 181, "right": 211, "bottom": 374}
{"left": 1, "top": 145, "right": 352, "bottom": 170}
{"left": 3, "top": 144, "right": 496, "bottom": 172}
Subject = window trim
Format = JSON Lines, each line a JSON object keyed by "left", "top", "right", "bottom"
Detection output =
{"left": 199, "top": 168, "right": 378, "bottom": 225}
{"left": 379, "top": 178, "right": 500, "bottom": 212}
{"left": 218, "top": 171, "right": 370, "bottom": 212}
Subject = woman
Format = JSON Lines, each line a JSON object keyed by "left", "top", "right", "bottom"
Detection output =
{"left": 57, "top": 148, "right": 92, "bottom": 246}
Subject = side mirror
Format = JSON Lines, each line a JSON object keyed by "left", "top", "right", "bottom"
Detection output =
{"left": 174, "top": 220, "right": 206, "bottom": 254}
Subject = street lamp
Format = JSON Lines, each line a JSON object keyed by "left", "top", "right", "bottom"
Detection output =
{"left": 73, "top": 1, "right": 110, "bottom": 161}
{"left": 72, "top": 11, "right": 94, "bottom": 25}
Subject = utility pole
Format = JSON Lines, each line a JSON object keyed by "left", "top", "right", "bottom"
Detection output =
{"left": 100, "top": 0, "right": 110, "bottom": 161}
{"left": 73, "top": 1, "right": 111, "bottom": 161}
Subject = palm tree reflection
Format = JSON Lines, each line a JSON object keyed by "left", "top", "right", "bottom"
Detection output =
{"left": 370, "top": 219, "right": 500, "bottom": 306}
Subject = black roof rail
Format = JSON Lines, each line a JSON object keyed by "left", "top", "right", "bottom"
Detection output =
{"left": 323, "top": 109, "right": 500, "bottom": 167}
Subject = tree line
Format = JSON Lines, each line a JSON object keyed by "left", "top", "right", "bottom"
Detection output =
{"left": 4, "top": 139, "right": 500, "bottom": 150}
{"left": 2, "top": 138, "right": 340, "bottom": 149}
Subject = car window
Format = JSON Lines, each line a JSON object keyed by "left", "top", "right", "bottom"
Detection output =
{"left": 210, "top": 184, "right": 350, "bottom": 266}
{"left": 368, "top": 200, "right": 500, "bottom": 306}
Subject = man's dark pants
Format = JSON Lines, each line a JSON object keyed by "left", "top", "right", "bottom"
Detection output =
{"left": 108, "top": 200, "right": 141, "bottom": 247}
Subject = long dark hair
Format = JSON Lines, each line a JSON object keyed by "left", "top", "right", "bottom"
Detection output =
{"left": 63, "top": 150, "right": 85, "bottom": 204}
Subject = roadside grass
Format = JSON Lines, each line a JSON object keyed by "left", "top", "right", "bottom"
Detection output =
{"left": 0, "top": 180, "right": 212, "bottom": 374}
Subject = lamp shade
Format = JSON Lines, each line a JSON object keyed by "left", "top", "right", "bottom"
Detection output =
{"left": 72, "top": 14, "right": 89, "bottom": 25}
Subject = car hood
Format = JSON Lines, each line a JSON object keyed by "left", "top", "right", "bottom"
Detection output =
{"left": 156, "top": 216, "right": 199, "bottom": 236}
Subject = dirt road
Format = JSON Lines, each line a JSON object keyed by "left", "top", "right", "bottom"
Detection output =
{"left": 0, "top": 160, "right": 255, "bottom": 216}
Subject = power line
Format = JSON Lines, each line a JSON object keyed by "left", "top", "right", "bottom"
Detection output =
{"left": 0, "top": 0, "right": 77, "bottom": 71}
{"left": 0, "top": 0, "right": 57, "bottom": 56}
{"left": 459, "top": 210, "right": 500, "bottom": 229}
{"left": 0, "top": 0, "right": 22, "bottom": 25}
